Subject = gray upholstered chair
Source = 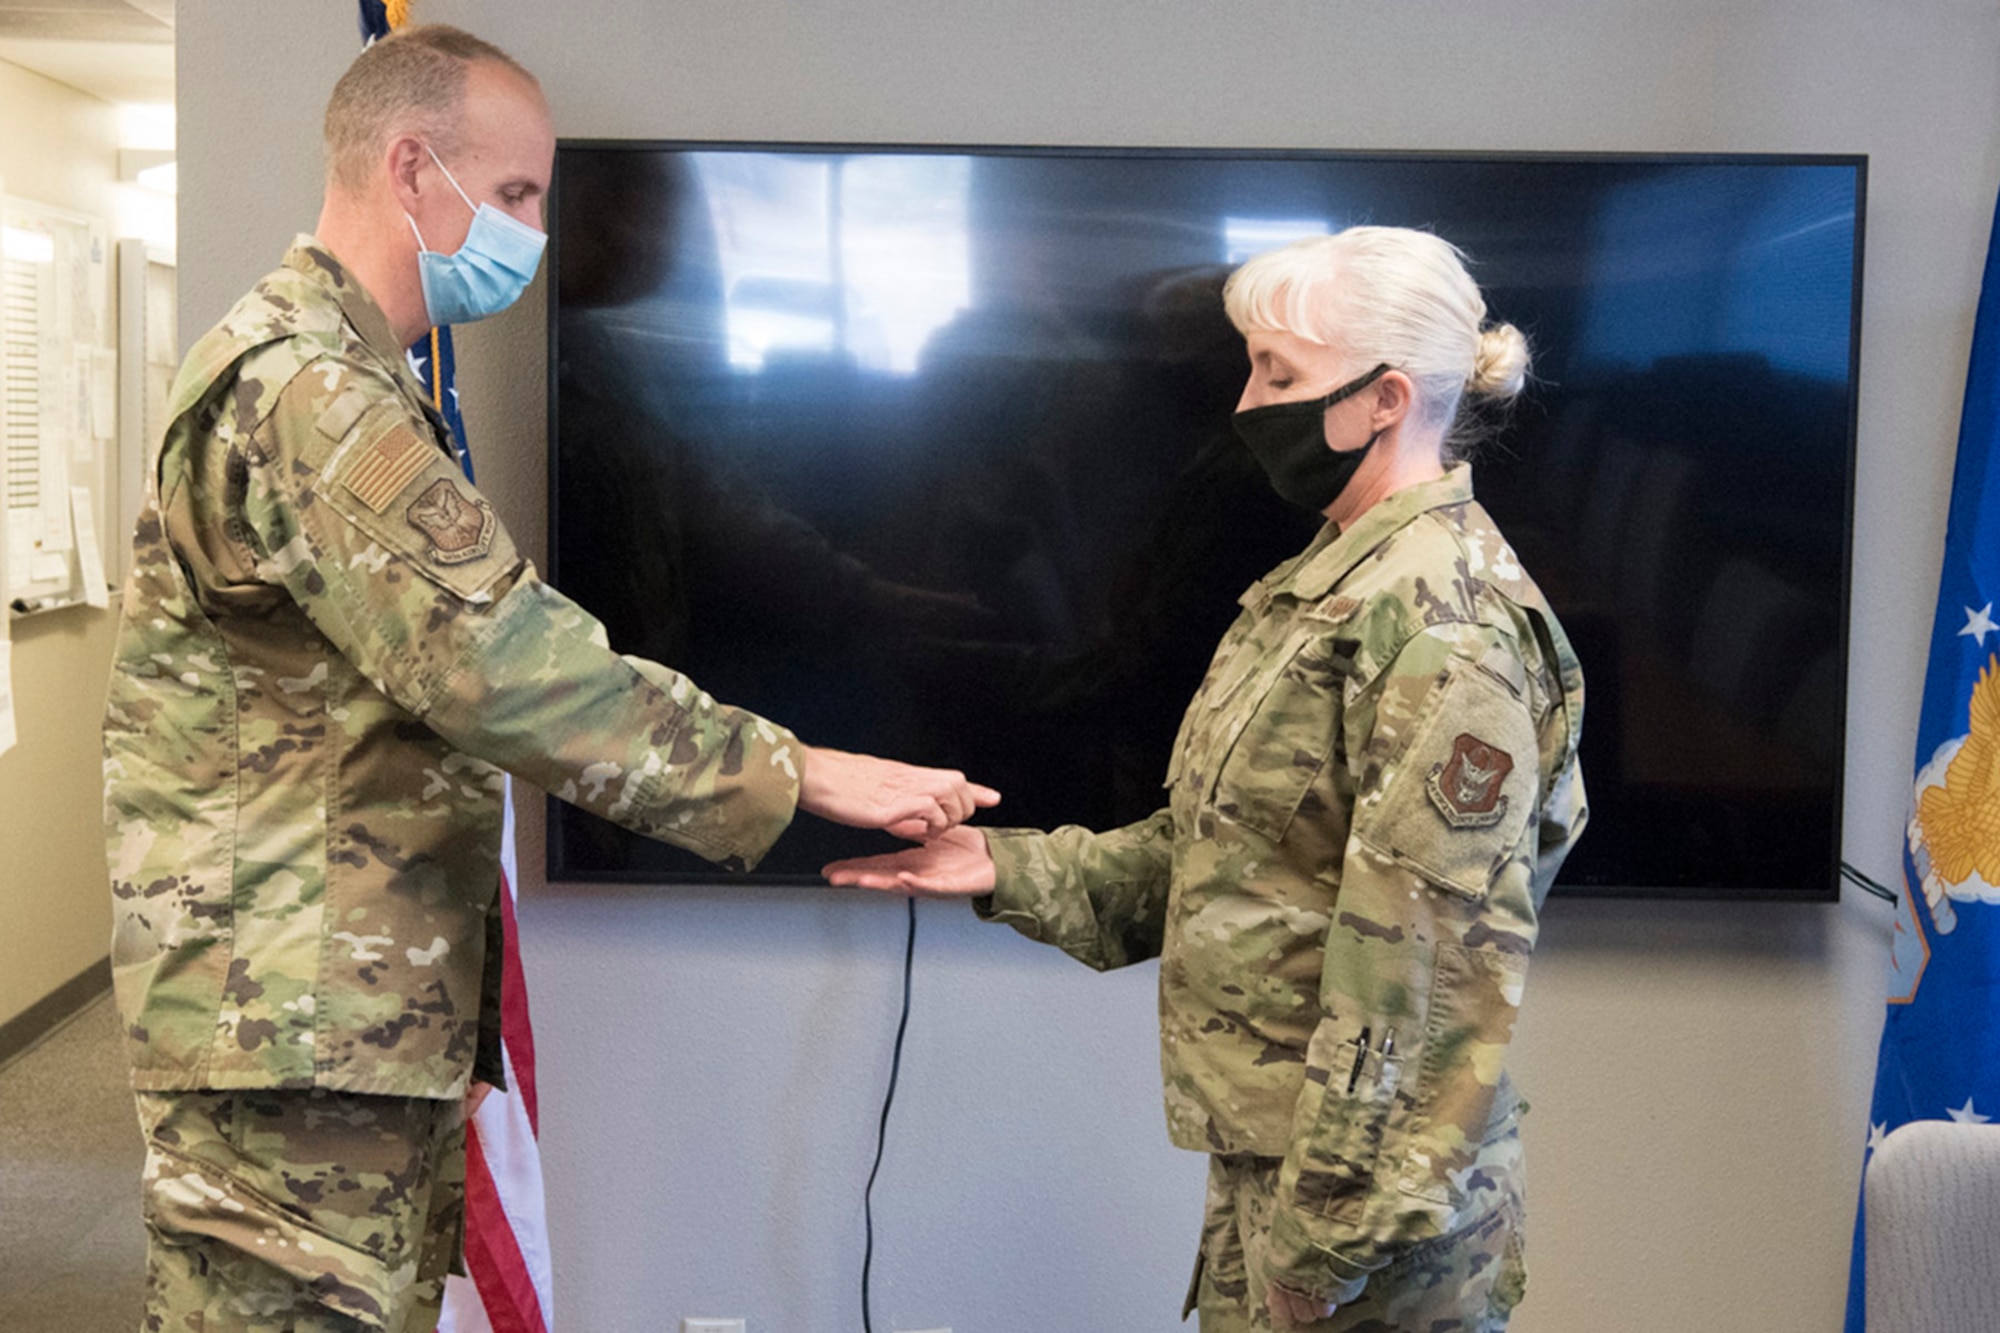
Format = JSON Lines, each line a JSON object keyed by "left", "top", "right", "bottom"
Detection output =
{"left": 1866, "top": 1118, "right": 2000, "bottom": 1332}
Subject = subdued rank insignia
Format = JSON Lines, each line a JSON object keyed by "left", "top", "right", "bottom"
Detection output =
{"left": 1314, "top": 594, "right": 1364, "bottom": 624}
{"left": 405, "top": 478, "right": 496, "bottom": 565}
{"left": 1427, "top": 732, "right": 1514, "bottom": 828}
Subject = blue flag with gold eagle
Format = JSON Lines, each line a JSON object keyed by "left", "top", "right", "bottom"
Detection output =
{"left": 1844, "top": 185, "right": 2000, "bottom": 1330}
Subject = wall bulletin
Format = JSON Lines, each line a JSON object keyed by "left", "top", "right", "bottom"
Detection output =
{"left": 2, "top": 191, "right": 114, "bottom": 620}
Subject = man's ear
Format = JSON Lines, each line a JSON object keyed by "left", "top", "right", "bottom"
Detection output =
{"left": 385, "top": 135, "right": 428, "bottom": 212}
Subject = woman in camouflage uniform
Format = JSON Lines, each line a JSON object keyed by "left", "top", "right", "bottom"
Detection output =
{"left": 828, "top": 227, "right": 1586, "bottom": 1332}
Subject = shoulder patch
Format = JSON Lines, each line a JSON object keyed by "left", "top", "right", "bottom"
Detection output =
{"left": 1355, "top": 654, "right": 1539, "bottom": 900}
{"left": 318, "top": 402, "right": 521, "bottom": 602}
{"left": 406, "top": 478, "right": 496, "bottom": 565}
{"left": 1427, "top": 733, "right": 1515, "bottom": 828}
{"left": 344, "top": 423, "right": 436, "bottom": 513}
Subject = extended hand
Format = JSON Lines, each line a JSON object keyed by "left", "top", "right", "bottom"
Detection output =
{"left": 1266, "top": 1281, "right": 1337, "bottom": 1329}
{"left": 797, "top": 747, "right": 999, "bottom": 841}
{"left": 823, "top": 825, "right": 996, "bottom": 896}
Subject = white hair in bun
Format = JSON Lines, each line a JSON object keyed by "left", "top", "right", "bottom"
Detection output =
{"left": 1224, "top": 226, "right": 1530, "bottom": 457}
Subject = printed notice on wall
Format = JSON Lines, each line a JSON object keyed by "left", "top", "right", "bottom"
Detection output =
{"left": 90, "top": 347, "right": 117, "bottom": 445}
{"left": 0, "top": 641, "right": 16, "bottom": 758}
{"left": 70, "top": 486, "right": 108, "bottom": 608}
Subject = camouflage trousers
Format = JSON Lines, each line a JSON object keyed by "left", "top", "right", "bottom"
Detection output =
{"left": 136, "top": 1088, "right": 467, "bottom": 1332}
{"left": 1189, "top": 1132, "right": 1527, "bottom": 1332}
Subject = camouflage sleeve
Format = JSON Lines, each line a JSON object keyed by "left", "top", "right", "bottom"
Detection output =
{"left": 240, "top": 364, "right": 800, "bottom": 869}
{"left": 971, "top": 810, "right": 1176, "bottom": 971}
{"left": 1263, "top": 622, "right": 1543, "bottom": 1299}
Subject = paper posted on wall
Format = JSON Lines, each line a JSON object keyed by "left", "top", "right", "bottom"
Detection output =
{"left": 90, "top": 348, "right": 116, "bottom": 444}
{"left": 0, "top": 641, "right": 16, "bottom": 758}
{"left": 70, "top": 486, "right": 108, "bottom": 608}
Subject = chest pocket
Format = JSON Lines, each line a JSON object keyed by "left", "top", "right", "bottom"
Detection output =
{"left": 1167, "top": 589, "right": 1358, "bottom": 841}
{"left": 1205, "top": 634, "right": 1350, "bottom": 842}
{"left": 1163, "top": 599, "right": 1265, "bottom": 796}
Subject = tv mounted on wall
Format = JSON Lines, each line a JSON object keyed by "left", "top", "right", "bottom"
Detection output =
{"left": 547, "top": 143, "right": 1864, "bottom": 899}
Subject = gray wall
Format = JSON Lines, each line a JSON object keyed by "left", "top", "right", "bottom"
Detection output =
{"left": 178, "top": 3, "right": 1999, "bottom": 1329}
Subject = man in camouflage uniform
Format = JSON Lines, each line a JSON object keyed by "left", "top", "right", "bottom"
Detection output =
{"left": 104, "top": 26, "right": 993, "bottom": 1331}
{"left": 829, "top": 465, "right": 1585, "bottom": 1329}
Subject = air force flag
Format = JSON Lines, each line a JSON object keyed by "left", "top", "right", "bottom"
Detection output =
{"left": 1846, "top": 184, "right": 2000, "bottom": 1330}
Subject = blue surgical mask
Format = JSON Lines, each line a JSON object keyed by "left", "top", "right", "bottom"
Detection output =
{"left": 405, "top": 145, "right": 546, "bottom": 326}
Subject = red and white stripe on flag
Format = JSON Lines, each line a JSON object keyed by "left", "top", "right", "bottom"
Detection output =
{"left": 439, "top": 782, "right": 556, "bottom": 1333}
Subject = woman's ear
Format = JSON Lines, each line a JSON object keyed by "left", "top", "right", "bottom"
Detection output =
{"left": 1371, "top": 369, "right": 1416, "bottom": 431}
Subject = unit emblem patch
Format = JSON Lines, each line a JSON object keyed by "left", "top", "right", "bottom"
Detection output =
{"left": 1427, "top": 732, "right": 1514, "bottom": 828}
{"left": 406, "top": 478, "right": 496, "bottom": 565}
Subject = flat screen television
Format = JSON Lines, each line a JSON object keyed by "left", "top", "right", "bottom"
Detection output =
{"left": 547, "top": 143, "right": 1864, "bottom": 898}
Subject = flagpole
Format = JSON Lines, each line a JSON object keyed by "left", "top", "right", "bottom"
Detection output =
{"left": 355, "top": 8, "right": 558, "bottom": 1332}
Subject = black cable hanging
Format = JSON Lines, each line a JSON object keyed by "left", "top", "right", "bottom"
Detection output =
{"left": 862, "top": 895, "right": 917, "bottom": 1333}
{"left": 1842, "top": 860, "right": 1897, "bottom": 904}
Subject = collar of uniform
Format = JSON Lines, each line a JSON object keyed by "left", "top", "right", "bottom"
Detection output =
{"left": 281, "top": 236, "right": 426, "bottom": 400}
{"left": 1278, "top": 464, "right": 1475, "bottom": 602}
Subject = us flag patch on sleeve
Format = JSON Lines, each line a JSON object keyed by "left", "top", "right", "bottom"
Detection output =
{"left": 343, "top": 424, "right": 434, "bottom": 513}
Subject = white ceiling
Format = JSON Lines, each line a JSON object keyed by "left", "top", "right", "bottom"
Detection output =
{"left": 0, "top": 0, "right": 173, "bottom": 105}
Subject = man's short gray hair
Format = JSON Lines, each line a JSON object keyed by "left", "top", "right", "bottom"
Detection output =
{"left": 323, "top": 24, "right": 537, "bottom": 194}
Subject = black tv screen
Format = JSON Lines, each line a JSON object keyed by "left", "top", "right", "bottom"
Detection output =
{"left": 548, "top": 143, "right": 1863, "bottom": 898}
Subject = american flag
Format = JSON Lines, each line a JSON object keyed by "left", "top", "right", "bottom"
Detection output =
{"left": 441, "top": 791, "right": 556, "bottom": 1333}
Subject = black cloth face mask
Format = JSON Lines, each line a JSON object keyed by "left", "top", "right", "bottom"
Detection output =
{"left": 1231, "top": 362, "right": 1392, "bottom": 513}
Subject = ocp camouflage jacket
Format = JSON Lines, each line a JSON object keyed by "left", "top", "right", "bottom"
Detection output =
{"left": 977, "top": 465, "right": 1586, "bottom": 1296}
{"left": 103, "top": 240, "right": 801, "bottom": 1100}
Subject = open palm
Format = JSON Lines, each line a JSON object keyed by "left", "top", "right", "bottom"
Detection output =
{"left": 822, "top": 825, "right": 996, "bottom": 896}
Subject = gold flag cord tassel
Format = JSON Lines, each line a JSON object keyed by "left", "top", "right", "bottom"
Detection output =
{"left": 429, "top": 328, "right": 443, "bottom": 411}
{"left": 385, "top": 0, "right": 414, "bottom": 29}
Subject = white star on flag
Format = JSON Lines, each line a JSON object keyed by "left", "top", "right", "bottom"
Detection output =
{"left": 1948, "top": 1097, "right": 1992, "bottom": 1124}
{"left": 407, "top": 348, "right": 429, "bottom": 381}
{"left": 1867, "top": 1121, "right": 1888, "bottom": 1153}
{"left": 1960, "top": 602, "right": 1997, "bottom": 644}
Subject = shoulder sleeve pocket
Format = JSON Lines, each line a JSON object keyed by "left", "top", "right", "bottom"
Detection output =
{"left": 1353, "top": 659, "right": 1538, "bottom": 899}
{"left": 318, "top": 405, "right": 520, "bottom": 601}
